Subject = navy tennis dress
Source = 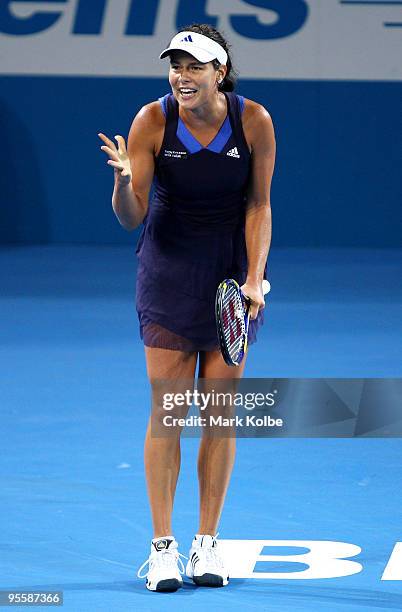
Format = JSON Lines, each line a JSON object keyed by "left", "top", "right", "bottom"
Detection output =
{"left": 135, "top": 91, "right": 265, "bottom": 351}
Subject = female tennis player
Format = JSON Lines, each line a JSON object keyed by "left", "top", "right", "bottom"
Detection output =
{"left": 99, "top": 23, "right": 275, "bottom": 592}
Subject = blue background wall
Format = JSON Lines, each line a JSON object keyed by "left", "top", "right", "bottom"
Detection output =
{"left": 0, "top": 76, "right": 401, "bottom": 247}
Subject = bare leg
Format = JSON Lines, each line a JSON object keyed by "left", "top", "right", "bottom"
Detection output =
{"left": 144, "top": 346, "right": 198, "bottom": 538}
{"left": 196, "top": 350, "right": 247, "bottom": 535}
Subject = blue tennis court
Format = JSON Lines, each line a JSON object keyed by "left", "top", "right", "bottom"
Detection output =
{"left": 1, "top": 245, "right": 401, "bottom": 611}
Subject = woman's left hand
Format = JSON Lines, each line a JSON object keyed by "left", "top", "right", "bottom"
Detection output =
{"left": 240, "top": 281, "right": 266, "bottom": 320}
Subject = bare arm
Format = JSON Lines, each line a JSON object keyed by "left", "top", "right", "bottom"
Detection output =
{"left": 99, "top": 102, "right": 164, "bottom": 231}
{"left": 242, "top": 101, "right": 276, "bottom": 318}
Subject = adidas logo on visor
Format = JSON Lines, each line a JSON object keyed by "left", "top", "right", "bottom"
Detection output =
{"left": 227, "top": 147, "right": 240, "bottom": 158}
{"left": 160, "top": 31, "right": 228, "bottom": 66}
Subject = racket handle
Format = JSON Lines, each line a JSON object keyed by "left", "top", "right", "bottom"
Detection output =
{"left": 262, "top": 279, "right": 271, "bottom": 295}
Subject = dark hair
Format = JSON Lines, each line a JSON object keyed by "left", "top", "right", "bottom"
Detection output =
{"left": 179, "top": 23, "right": 237, "bottom": 92}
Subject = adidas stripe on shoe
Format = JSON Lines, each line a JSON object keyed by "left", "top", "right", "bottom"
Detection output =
{"left": 185, "top": 533, "right": 229, "bottom": 587}
{"left": 137, "top": 536, "right": 186, "bottom": 592}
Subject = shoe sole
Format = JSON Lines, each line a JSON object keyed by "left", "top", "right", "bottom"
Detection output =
{"left": 192, "top": 573, "right": 228, "bottom": 587}
{"left": 147, "top": 578, "right": 182, "bottom": 592}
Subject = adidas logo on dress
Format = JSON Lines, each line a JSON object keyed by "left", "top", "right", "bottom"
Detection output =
{"left": 226, "top": 147, "right": 240, "bottom": 158}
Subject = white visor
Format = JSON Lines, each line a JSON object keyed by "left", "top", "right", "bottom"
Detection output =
{"left": 159, "top": 31, "right": 227, "bottom": 66}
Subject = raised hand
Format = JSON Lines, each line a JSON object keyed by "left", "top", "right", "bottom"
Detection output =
{"left": 98, "top": 133, "right": 132, "bottom": 186}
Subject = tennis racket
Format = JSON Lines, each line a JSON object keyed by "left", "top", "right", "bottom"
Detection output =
{"left": 215, "top": 278, "right": 271, "bottom": 366}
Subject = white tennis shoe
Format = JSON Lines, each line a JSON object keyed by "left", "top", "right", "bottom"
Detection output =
{"left": 137, "top": 536, "right": 186, "bottom": 592}
{"left": 185, "top": 533, "right": 229, "bottom": 587}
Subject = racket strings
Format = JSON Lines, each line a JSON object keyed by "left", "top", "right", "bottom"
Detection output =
{"left": 220, "top": 286, "right": 246, "bottom": 361}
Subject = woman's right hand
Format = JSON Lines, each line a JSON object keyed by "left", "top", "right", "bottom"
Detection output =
{"left": 98, "top": 133, "right": 132, "bottom": 186}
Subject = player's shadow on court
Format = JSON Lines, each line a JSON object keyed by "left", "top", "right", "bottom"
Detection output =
{"left": 1, "top": 579, "right": 245, "bottom": 599}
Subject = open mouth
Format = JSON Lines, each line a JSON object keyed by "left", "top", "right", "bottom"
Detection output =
{"left": 178, "top": 88, "right": 198, "bottom": 99}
